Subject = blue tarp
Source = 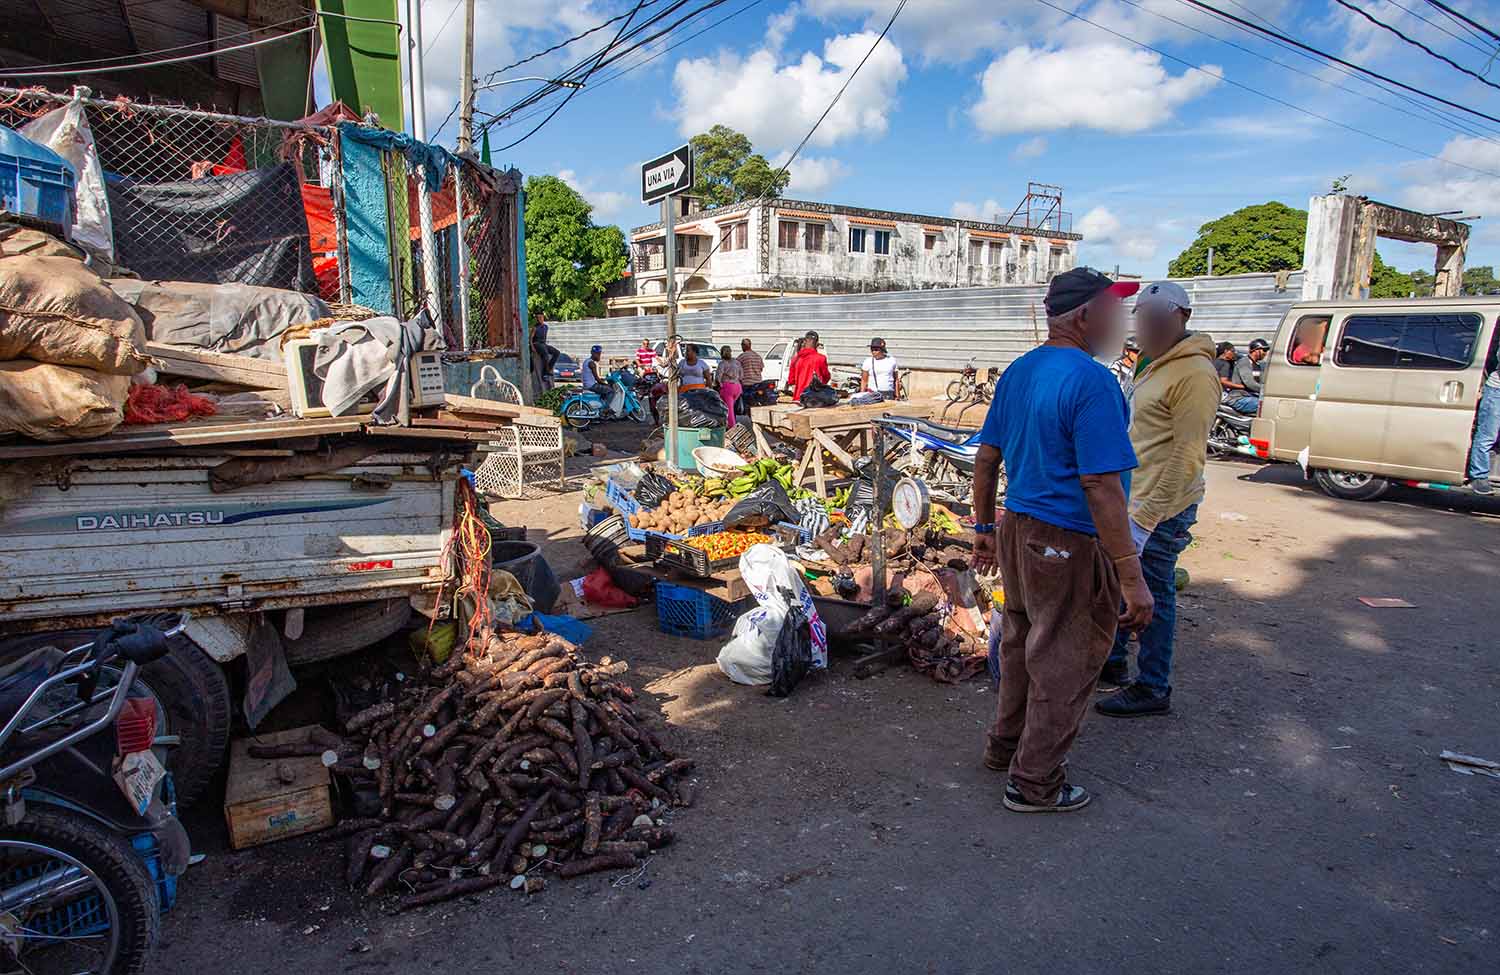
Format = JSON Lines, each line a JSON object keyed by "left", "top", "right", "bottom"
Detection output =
{"left": 336, "top": 123, "right": 456, "bottom": 191}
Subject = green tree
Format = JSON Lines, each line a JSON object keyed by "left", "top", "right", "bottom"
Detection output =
{"left": 1408, "top": 268, "right": 1435, "bottom": 298}
{"left": 1368, "top": 252, "right": 1414, "bottom": 298}
{"left": 523, "top": 175, "right": 626, "bottom": 321}
{"left": 689, "top": 124, "right": 790, "bottom": 208}
{"left": 1167, "top": 201, "right": 1308, "bottom": 276}
{"left": 1463, "top": 265, "right": 1498, "bottom": 295}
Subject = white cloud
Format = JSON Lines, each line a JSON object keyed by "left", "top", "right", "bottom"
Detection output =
{"left": 766, "top": 4, "right": 801, "bottom": 51}
{"left": 558, "top": 169, "right": 630, "bottom": 222}
{"left": 775, "top": 154, "right": 849, "bottom": 194}
{"left": 951, "top": 199, "right": 1006, "bottom": 221}
{"left": 1012, "top": 136, "right": 1047, "bottom": 160}
{"left": 970, "top": 44, "right": 1221, "bottom": 135}
{"left": 1399, "top": 136, "right": 1500, "bottom": 217}
{"left": 671, "top": 31, "right": 907, "bottom": 150}
{"left": 1078, "top": 205, "right": 1158, "bottom": 262}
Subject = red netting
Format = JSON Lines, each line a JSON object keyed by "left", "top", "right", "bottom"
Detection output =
{"left": 124, "top": 383, "right": 218, "bottom": 424}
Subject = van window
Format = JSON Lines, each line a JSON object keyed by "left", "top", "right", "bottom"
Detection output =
{"left": 1287, "top": 316, "right": 1330, "bottom": 366}
{"left": 1334, "top": 313, "right": 1482, "bottom": 370}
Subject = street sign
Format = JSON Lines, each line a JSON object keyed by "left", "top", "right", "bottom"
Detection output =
{"left": 641, "top": 144, "right": 693, "bottom": 204}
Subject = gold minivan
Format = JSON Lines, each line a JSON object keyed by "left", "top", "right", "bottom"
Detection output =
{"left": 1249, "top": 298, "right": 1498, "bottom": 501}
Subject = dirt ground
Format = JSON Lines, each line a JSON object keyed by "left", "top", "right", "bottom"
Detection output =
{"left": 156, "top": 443, "right": 1500, "bottom": 975}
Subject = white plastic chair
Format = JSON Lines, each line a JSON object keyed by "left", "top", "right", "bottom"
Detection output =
{"left": 472, "top": 417, "right": 566, "bottom": 500}
{"left": 469, "top": 364, "right": 524, "bottom": 405}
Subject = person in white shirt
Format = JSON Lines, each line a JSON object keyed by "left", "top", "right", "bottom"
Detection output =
{"left": 861, "top": 337, "right": 901, "bottom": 400}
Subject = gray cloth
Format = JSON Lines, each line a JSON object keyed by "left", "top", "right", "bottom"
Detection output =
{"left": 1231, "top": 356, "right": 1262, "bottom": 395}
{"left": 108, "top": 279, "right": 330, "bottom": 362}
{"left": 313, "top": 311, "right": 442, "bottom": 421}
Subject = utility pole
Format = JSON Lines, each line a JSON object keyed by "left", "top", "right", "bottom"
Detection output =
{"left": 406, "top": 0, "right": 442, "bottom": 332}
{"left": 457, "top": 0, "right": 475, "bottom": 153}
{"left": 662, "top": 195, "right": 679, "bottom": 470}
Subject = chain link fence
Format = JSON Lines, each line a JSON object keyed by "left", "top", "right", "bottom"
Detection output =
{"left": 2, "top": 86, "right": 525, "bottom": 358}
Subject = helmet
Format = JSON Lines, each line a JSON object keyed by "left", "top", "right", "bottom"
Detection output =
{"left": 591, "top": 345, "right": 603, "bottom": 355}
{"left": 1248, "top": 338, "right": 1270, "bottom": 352}
{"left": 1123, "top": 335, "right": 1140, "bottom": 352}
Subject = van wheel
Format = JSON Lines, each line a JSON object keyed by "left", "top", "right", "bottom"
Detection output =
{"left": 143, "top": 636, "right": 232, "bottom": 809}
{"left": 1313, "top": 468, "right": 1391, "bottom": 502}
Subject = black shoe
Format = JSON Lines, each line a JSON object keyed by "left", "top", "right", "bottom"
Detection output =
{"left": 1096, "top": 683, "right": 1172, "bottom": 718}
{"left": 1003, "top": 782, "right": 1092, "bottom": 813}
{"left": 1096, "top": 660, "right": 1130, "bottom": 693}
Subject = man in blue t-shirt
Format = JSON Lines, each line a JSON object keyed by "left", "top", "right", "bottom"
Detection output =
{"left": 971, "top": 266, "right": 1155, "bottom": 814}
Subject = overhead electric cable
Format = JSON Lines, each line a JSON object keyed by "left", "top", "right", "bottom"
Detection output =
{"left": 1331, "top": 0, "right": 1500, "bottom": 91}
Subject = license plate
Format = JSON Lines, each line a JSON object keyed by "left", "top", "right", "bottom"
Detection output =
{"left": 114, "top": 750, "right": 166, "bottom": 817}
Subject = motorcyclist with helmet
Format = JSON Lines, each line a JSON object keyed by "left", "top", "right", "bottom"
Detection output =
{"left": 1226, "top": 338, "right": 1268, "bottom": 415}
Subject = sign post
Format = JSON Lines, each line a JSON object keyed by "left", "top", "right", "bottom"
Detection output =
{"left": 641, "top": 144, "right": 694, "bottom": 470}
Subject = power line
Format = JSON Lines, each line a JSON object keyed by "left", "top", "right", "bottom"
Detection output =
{"left": 0, "top": 25, "right": 317, "bottom": 78}
{"left": 478, "top": 0, "right": 670, "bottom": 86}
{"left": 1031, "top": 0, "right": 1500, "bottom": 179}
{"left": 1176, "top": 0, "right": 1500, "bottom": 126}
{"left": 1332, "top": 0, "right": 1500, "bottom": 90}
{"left": 1380, "top": 0, "right": 1494, "bottom": 55}
{"left": 425, "top": 0, "right": 464, "bottom": 56}
{"left": 1423, "top": 0, "right": 1500, "bottom": 42}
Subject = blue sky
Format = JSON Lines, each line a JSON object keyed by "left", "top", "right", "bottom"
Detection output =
{"left": 358, "top": 0, "right": 1500, "bottom": 278}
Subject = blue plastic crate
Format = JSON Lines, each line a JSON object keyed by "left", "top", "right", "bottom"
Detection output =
{"left": 131, "top": 832, "right": 177, "bottom": 912}
{"left": 0, "top": 126, "right": 76, "bottom": 231}
{"left": 627, "top": 519, "right": 723, "bottom": 544}
{"left": 655, "top": 581, "right": 746, "bottom": 640}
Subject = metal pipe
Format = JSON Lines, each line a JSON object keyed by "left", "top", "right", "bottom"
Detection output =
{"left": 0, "top": 85, "right": 329, "bottom": 131}
{"left": 406, "top": 0, "right": 443, "bottom": 330}
{"left": 664, "top": 195, "right": 679, "bottom": 470}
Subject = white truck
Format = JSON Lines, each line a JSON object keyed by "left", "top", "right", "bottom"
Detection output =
{"left": 0, "top": 450, "right": 464, "bottom": 804}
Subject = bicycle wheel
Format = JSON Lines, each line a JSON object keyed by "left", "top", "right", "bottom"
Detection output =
{"left": 0, "top": 807, "right": 160, "bottom": 975}
{"left": 946, "top": 380, "right": 964, "bottom": 403}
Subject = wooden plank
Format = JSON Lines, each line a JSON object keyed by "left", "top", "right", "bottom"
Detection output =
{"left": 363, "top": 425, "right": 491, "bottom": 443}
{"left": 0, "top": 418, "right": 364, "bottom": 459}
{"left": 752, "top": 422, "right": 774, "bottom": 459}
{"left": 442, "top": 392, "right": 553, "bottom": 418}
{"left": 812, "top": 427, "right": 857, "bottom": 472}
{"left": 147, "top": 343, "right": 287, "bottom": 390}
{"left": 224, "top": 726, "right": 333, "bottom": 850}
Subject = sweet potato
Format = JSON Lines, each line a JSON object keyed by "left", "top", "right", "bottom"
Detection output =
{"left": 557, "top": 851, "right": 638, "bottom": 878}
{"left": 346, "top": 701, "right": 397, "bottom": 732}
{"left": 492, "top": 789, "right": 552, "bottom": 871}
{"left": 582, "top": 794, "right": 603, "bottom": 854}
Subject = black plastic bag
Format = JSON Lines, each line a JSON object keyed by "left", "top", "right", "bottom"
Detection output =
{"left": 680, "top": 406, "right": 724, "bottom": 428}
{"left": 799, "top": 378, "right": 839, "bottom": 408}
{"left": 682, "top": 388, "right": 728, "bottom": 418}
{"left": 634, "top": 471, "right": 676, "bottom": 509}
{"left": 767, "top": 591, "right": 813, "bottom": 698}
{"left": 724, "top": 480, "right": 798, "bottom": 529}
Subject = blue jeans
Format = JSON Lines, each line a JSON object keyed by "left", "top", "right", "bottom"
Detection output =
{"left": 1108, "top": 503, "right": 1197, "bottom": 695}
{"left": 1467, "top": 382, "right": 1500, "bottom": 481}
{"left": 1227, "top": 395, "right": 1259, "bottom": 415}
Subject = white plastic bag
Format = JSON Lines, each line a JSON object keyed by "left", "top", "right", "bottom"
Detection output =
{"left": 21, "top": 98, "right": 114, "bottom": 262}
{"left": 716, "top": 544, "right": 828, "bottom": 685}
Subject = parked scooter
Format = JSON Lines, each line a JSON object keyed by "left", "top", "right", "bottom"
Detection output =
{"left": 874, "top": 415, "right": 1007, "bottom": 505}
{"left": 560, "top": 369, "right": 648, "bottom": 429}
{"left": 0, "top": 613, "right": 191, "bottom": 975}
{"left": 737, "top": 380, "right": 779, "bottom": 415}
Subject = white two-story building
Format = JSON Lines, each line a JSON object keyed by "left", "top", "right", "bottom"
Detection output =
{"left": 607, "top": 197, "right": 1082, "bottom": 317}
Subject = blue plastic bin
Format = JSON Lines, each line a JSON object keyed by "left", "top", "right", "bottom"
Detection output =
{"left": 0, "top": 125, "right": 76, "bottom": 232}
{"left": 656, "top": 581, "right": 747, "bottom": 640}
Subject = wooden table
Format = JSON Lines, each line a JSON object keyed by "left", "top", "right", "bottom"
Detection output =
{"left": 624, "top": 545, "right": 752, "bottom": 601}
{"left": 749, "top": 401, "right": 939, "bottom": 494}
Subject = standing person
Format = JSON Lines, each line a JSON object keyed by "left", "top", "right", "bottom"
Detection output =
{"left": 1465, "top": 341, "right": 1500, "bottom": 497}
{"left": 787, "top": 330, "right": 830, "bottom": 401}
{"left": 971, "top": 267, "right": 1153, "bottom": 814}
{"left": 1110, "top": 336, "right": 1140, "bottom": 393}
{"left": 1226, "top": 338, "right": 1267, "bottom": 414}
{"left": 581, "top": 345, "right": 604, "bottom": 391}
{"left": 738, "top": 339, "right": 764, "bottom": 385}
{"left": 678, "top": 344, "right": 711, "bottom": 390}
{"left": 861, "top": 338, "right": 901, "bottom": 400}
{"left": 530, "top": 313, "right": 559, "bottom": 389}
{"left": 716, "top": 344, "right": 744, "bottom": 426}
{"left": 636, "top": 337, "right": 657, "bottom": 374}
{"left": 1094, "top": 282, "right": 1220, "bottom": 717}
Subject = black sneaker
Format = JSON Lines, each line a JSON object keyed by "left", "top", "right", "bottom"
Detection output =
{"left": 1003, "top": 782, "right": 1092, "bottom": 813}
{"left": 1096, "top": 660, "right": 1131, "bottom": 693}
{"left": 1096, "top": 683, "right": 1172, "bottom": 718}
{"left": 1472, "top": 479, "right": 1495, "bottom": 497}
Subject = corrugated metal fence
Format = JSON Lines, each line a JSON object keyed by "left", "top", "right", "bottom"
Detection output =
{"left": 550, "top": 271, "right": 1302, "bottom": 370}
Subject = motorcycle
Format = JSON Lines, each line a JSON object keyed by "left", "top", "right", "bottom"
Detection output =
{"left": 560, "top": 369, "right": 648, "bottom": 429}
{"left": 0, "top": 613, "right": 191, "bottom": 975}
{"left": 874, "top": 415, "right": 1007, "bottom": 506}
{"left": 947, "top": 357, "right": 989, "bottom": 404}
{"left": 738, "top": 380, "right": 779, "bottom": 414}
{"left": 1208, "top": 404, "right": 1259, "bottom": 458}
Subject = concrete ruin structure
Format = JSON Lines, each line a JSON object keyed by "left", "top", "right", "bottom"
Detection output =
{"left": 608, "top": 197, "right": 1082, "bottom": 316}
{"left": 1303, "top": 193, "right": 1470, "bottom": 300}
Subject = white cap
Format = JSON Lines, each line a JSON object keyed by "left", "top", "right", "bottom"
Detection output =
{"left": 1134, "top": 280, "right": 1192, "bottom": 314}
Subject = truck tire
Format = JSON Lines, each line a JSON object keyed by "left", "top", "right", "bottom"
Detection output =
{"left": 144, "top": 636, "right": 232, "bottom": 809}
{"left": 1313, "top": 468, "right": 1391, "bottom": 502}
{"left": 281, "top": 598, "right": 412, "bottom": 666}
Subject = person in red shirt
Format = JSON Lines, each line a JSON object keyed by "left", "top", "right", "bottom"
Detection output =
{"left": 787, "top": 330, "right": 831, "bottom": 400}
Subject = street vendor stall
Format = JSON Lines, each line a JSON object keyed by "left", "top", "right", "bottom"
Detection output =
{"left": 749, "top": 400, "right": 956, "bottom": 494}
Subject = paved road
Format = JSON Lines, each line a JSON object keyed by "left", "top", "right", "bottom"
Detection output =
{"left": 157, "top": 460, "right": 1499, "bottom": 974}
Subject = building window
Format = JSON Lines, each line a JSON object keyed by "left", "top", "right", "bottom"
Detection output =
{"left": 804, "top": 223, "right": 826, "bottom": 252}
{"left": 734, "top": 222, "right": 748, "bottom": 250}
{"left": 873, "top": 230, "right": 891, "bottom": 255}
{"left": 924, "top": 232, "right": 939, "bottom": 251}
{"left": 720, "top": 226, "right": 734, "bottom": 252}
{"left": 969, "top": 240, "right": 985, "bottom": 265}
{"left": 1333, "top": 313, "right": 1480, "bottom": 369}
{"left": 989, "top": 241, "right": 1005, "bottom": 264}
{"left": 778, "top": 220, "right": 800, "bottom": 249}
{"left": 849, "top": 227, "right": 867, "bottom": 253}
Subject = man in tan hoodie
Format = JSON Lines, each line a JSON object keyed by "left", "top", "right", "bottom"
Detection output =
{"left": 1096, "top": 281, "right": 1221, "bottom": 717}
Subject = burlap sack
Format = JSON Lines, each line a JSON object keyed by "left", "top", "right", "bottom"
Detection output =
{"left": 0, "top": 256, "right": 149, "bottom": 374}
{"left": 0, "top": 223, "right": 82, "bottom": 260}
{"left": 0, "top": 360, "right": 129, "bottom": 440}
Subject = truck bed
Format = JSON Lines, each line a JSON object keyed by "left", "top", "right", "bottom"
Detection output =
{"left": 0, "top": 452, "right": 460, "bottom": 627}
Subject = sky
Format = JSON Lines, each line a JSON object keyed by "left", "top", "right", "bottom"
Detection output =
{"left": 330, "top": 0, "right": 1500, "bottom": 278}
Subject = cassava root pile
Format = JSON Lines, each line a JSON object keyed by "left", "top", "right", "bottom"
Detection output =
{"left": 848, "top": 588, "right": 988, "bottom": 683}
{"left": 325, "top": 626, "right": 692, "bottom": 910}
